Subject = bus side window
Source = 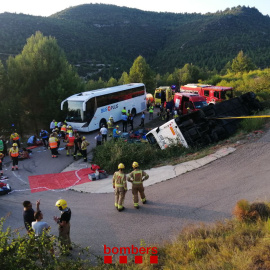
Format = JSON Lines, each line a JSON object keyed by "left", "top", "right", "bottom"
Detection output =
{"left": 204, "top": 90, "right": 209, "bottom": 97}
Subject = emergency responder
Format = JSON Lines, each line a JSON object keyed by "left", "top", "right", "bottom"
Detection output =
{"left": 65, "top": 132, "right": 75, "bottom": 156}
{"left": 121, "top": 107, "right": 127, "bottom": 114}
{"left": 149, "top": 104, "right": 154, "bottom": 120}
{"left": 113, "top": 163, "right": 127, "bottom": 212}
{"left": 127, "top": 162, "right": 149, "bottom": 209}
{"left": 113, "top": 125, "right": 121, "bottom": 139}
{"left": 49, "top": 133, "right": 58, "bottom": 158}
{"left": 9, "top": 143, "right": 19, "bottom": 170}
{"left": 54, "top": 199, "right": 72, "bottom": 250}
{"left": 67, "top": 125, "right": 73, "bottom": 134}
{"left": 107, "top": 116, "right": 114, "bottom": 137}
{"left": 73, "top": 132, "right": 82, "bottom": 160}
{"left": 60, "top": 123, "right": 67, "bottom": 138}
{"left": 40, "top": 129, "right": 49, "bottom": 148}
{"left": 0, "top": 151, "right": 4, "bottom": 176}
{"left": 81, "top": 136, "right": 89, "bottom": 162}
{"left": 10, "top": 131, "right": 20, "bottom": 148}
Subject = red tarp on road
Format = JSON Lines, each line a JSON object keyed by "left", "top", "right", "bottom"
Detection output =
{"left": 28, "top": 168, "right": 92, "bottom": 193}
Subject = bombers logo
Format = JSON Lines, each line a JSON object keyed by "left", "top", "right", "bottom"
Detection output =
{"left": 101, "top": 104, "right": 118, "bottom": 113}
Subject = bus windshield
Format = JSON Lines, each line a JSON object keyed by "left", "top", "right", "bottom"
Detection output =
{"left": 66, "top": 101, "right": 84, "bottom": 123}
{"left": 194, "top": 101, "right": 208, "bottom": 109}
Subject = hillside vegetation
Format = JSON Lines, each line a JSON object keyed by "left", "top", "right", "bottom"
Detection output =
{"left": 0, "top": 5, "right": 270, "bottom": 79}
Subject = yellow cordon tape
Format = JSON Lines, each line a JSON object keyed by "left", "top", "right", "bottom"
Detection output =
{"left": 212, "top": 115, "right": 270, "bottom": 120}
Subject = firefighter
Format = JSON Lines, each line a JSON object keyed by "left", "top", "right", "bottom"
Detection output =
{"left": 9, "top": 143, "right": 19, "bottom": 171}
{"left": 10, "top": 131, "right": 21, "bottom": 148}
{"left": 113, "top": 163, "right": 127, "bottom": 212}
{"left": 64, "top": 132, "right": 75, "bottom": 156}
{"left": 107, "top": 116, "right": 114, "bottom": 137}
{"left": 54, "top": 199, "right": 72, "bottom": 250}
{"left": 49, "top": 133, "right": 58, "bottom": 158}
{"left": 127, "top": 161, "right": 149, "bottom": 209}
{"left": 60, "top": 123, "right": 67, "bottom": 138}
{"left": 81, "top": 136, "right": 89, "bottom": 162}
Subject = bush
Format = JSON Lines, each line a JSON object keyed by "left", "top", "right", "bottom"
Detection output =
{"left": 233, "top": 200, "right": 270, "bottom": 222}
{"left": 92, "top": 139, "right": 189, "bottom": 173}
{"left": 0, "top": 217, "right": 92, "bottom": 270}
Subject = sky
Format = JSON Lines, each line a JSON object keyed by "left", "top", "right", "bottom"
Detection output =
{"left": 0, "top": 0, "right": 269, "bottom": 17}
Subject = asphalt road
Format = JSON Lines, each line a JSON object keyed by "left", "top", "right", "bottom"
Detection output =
{"left": 1, "top": 114, "right": 270, "bottom": 258}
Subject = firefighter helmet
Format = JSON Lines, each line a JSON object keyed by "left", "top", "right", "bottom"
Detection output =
{"left": 55, "top": 199, "right": 67, "bottom": 210}
{"left": 132, "top": 161, "right": 139, "bottom": 168}
{"left": 12, "top": 143, "right": 18, "bottom": 147}
{"left": 118, "top": 163, "right": 125, "bottom": 169}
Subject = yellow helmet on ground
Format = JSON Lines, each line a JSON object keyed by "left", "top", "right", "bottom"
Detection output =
{"left": 118, "top": 163, "right": 125, "bottom": 169}
{"left": 132, "top": 161, "right": 139, "bottom": 168}
{"left": 12, "top": 143, "right": 18, "bottom": 147}
{"left": 55, "top": 199, "right": 67, "bottom": 210}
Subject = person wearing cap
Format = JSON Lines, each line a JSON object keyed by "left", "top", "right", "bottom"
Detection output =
{"left": 107, "top": 116, "right": 114, "bottom": 137}
{"left": 54, "top": 199, "right": 72, "bottom": 250}
{"left": 113, "top": 163, "right": 127, "bottom": 212}
{"left": 100, "top": 125, "right": 108, "bottom": 142}
{"left": 127, "top": 161, "right": 149, "bottom": 209}
{"left": 81, "top": 136, "right": 89, "bottom": 162}
{"left": 9, "top": 143, "right": 19, "bottom": 170}
{"left": 113, "top": 125, "right": 121, "bottom": 139}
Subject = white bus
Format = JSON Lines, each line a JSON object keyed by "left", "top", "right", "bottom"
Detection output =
{"left": 61, "top": 83, "right": 146, "bottom": 132}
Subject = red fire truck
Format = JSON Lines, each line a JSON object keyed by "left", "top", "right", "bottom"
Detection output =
{"left": 174, "top": 93, "right": 208, "bottom": 115}
{"left": 180, "top": 84, "right": 233, "bottom": 104}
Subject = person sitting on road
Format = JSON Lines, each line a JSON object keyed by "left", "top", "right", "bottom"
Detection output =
{"left": 27, "top": 135, "right": 37, "bottom": 146}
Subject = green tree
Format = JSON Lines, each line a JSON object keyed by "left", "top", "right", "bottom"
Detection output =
{"left": 6, "top": 31, "right": 84, "bottom": 133}
{"left": 106, "top": 77, "right": 118, "bottom": 87}
{"left": 230, "top": 50, "right": 256, "bottom": 73}
{"left": 118, "top": 71, "right": 129, "bottom": 85}
{"left": 129, "top": 56, "right": 155, "bottom": 93}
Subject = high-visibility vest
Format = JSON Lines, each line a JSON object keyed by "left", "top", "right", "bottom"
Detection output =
{"left": 149, "top": 106, "right": 154, "bottom": 113}
{"left": 122, "top": 109, "right": 126, "bottom": 114}
{"left": 113, "top": 172, "right": 126, "bottom": 188}
{"left": 9, "top": 147, "right": 19, "bottom": 157}
{"left": 67, "top": 136, "right": 75, "bottom": 146}
{"left": 61, "top": 125, "right": 67, "bottom": 132}
{"left": 49, "top": 137, "right": 58, "bottom": 149}
{"left": 11, "top": 133, "right": 19, "bottom": 141}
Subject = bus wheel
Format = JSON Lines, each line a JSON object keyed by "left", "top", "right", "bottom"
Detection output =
{"left": 131, "top": 108, "right": 136, "bottom": 116}
{"left": 99, "top": 118, "right": 107, "bottom": 128}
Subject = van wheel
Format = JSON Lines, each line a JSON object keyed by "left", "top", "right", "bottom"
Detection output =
{"left": 131, "top": 108, "right": 137, "bottom": 116}
{"left": 99, "top": 118, "right": 107, "bottom": 129}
